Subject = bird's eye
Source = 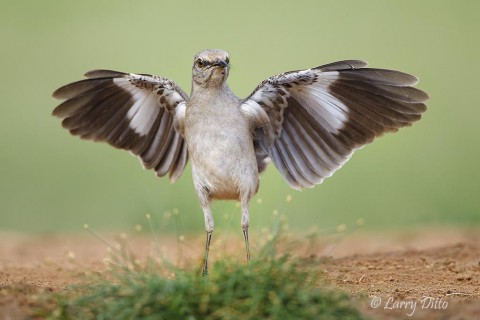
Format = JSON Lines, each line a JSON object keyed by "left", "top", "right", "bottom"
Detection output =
{"left": 225, "top": 57, "right": 230, "bottom": 64}
{"left": 196, "top": 59, "right": 205, "bottom": 68}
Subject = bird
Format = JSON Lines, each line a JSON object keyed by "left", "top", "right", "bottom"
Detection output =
{"left": 52, "top": 49, "right": 429, "bottom": 275}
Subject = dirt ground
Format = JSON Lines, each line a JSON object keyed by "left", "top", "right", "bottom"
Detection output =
{"left": 0, "top": 227, "right": 479, "bottom": 320}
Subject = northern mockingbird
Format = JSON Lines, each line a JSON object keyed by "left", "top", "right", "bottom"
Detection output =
{"left": 52, "top": 49, "right": 428, "bottom": 275}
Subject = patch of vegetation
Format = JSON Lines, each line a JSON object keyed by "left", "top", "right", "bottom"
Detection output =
{"left": 39, "top": 223, "right": 368, "bottom": 319}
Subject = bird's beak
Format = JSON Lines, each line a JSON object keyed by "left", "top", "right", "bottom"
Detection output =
{"left": 213, "top": 60, "right": 229, "bottom": 68}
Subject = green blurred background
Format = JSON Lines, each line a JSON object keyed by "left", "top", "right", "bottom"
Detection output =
{"left": 1, "top": 0, "right": 479, "bottom": 234}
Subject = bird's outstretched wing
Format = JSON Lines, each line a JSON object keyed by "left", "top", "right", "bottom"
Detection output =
{"left": 242, "top": 60, "right": 429, "bottom": 189}
{"left": 52, "top": 70, "right": 189, "bottom": 182}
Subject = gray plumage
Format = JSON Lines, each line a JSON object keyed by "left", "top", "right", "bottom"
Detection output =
{"left": 52, "top": 49, "right": 429, "bottom": 274}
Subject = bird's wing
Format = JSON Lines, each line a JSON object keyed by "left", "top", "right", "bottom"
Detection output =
{"left": 52, "top": 70, "right": 189, "bottom": 182}
{"left": 241, "top": 60, "right": 429, "bottom": 189}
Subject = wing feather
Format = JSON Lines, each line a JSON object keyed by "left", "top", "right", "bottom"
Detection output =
{"left": 243, "top": 61, "right": 429, "bottom": 188}
{"left": 155, "top": 128, "right": 182, "bottom": 176}
{"left": 169, "top": 140, "right": 189, "bottom": 181}
{"left": 271, "top": 142, "right": 303, "bottom": 189}
{"left": 279, "top": 128, "right": 316, "bottom": 186}
{"left": 52, "top": 70, "right": 189, "bottom": 181}
{"left": 282, "top": 119, "right": 326, "bottom": 183}
{"left": 286, "top": 107, "right": 341, "bottom": 172}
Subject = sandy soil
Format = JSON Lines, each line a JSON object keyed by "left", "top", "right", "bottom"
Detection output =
{"left": 0, "top": 227, "right": 479, "bottom": 319}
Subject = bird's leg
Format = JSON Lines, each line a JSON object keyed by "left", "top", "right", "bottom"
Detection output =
{"left": 243, "top": 227, "right": 250, "bottom": 262}
{"left": 202, "top": 230, "right": 212, "bottom": 276}
{"left": 201, "top": 202, "right": 214, "bottom": 276}
{"left": 240, "top": 199, "right": 251, "bottom": 262}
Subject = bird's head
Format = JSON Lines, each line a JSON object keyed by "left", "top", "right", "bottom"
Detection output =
{"left": 192, "top": 49, "right": 230, "bottom": 88}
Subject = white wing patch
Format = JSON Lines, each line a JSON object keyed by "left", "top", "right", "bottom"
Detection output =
{"left": 113, "top": 76, "right": 185, "bottom": 136}
{"left": 112, "top": 78, "right": 159, "bottom": 136}
{"left": 129, "top": 94, "right": 160, "bottom": 135}
{"left": 293, "top": 84, "right": 348, "bottom": 134}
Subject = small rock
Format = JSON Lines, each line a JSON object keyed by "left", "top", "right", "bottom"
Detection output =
{"left": 456, "top": 274, "right": 472, "bottom": 281}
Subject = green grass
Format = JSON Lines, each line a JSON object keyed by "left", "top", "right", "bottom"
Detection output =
{"left": 38, "top": 227, "right": 367, "bottom": 320}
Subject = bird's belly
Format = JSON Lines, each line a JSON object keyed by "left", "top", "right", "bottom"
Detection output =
{"left": 187, "top": 130, "right": 259, "bottom": 201}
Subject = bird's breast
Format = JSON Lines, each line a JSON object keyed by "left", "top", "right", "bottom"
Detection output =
{"left": 184, "top": 102, "right": 259, "bottom": 200}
